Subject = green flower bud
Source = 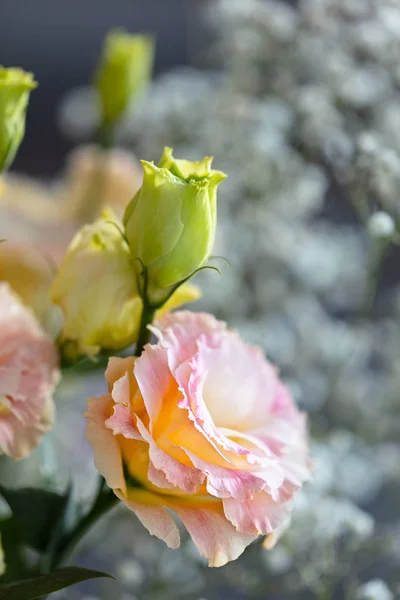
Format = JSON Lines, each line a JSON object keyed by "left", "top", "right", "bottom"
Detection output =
{"left": 95, "top": 29, "right": 155, "bottom": 126}
{"left": 0, "top": 67, "right": 37, "bottom": 172}
{"left": 124, "top": 147, "right": 227, "bottom": 302}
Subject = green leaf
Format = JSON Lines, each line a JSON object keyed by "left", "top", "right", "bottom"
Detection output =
{"left": 0, "top": 566, "right": 114, "bottom": 600}
{"left": 0, "top": 517, "right": 28, "bottom": 582}
{"left": 0, "top": 486, "right": 68, "bottom": 552}
{"left": 39, "top": 483, "right": 78, "bottom": 573}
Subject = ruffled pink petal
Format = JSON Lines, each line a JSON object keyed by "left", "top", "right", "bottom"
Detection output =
{"left": 174, "top": 504, "right": 257, "bottom": 567}
{"left": 223, "top": 491, "right": 293, "bottom": 536}
{"left": 279, "top": 450, "right": 312, "bottom": 489}
{"left": 0, "top": 283, "right": 59, "bottom": 459}
{"left": 183, "top": 451, "right": 263, "bottom": 501}
{"left": 115, "top": 489, "right": 180, "bottom": 549}
{"left": 0, "top": 390, "right": 54, "bottom": 459}
{"left": 271, "top": 380, "right": 302, "bottom": 420}
{"left": 105, "top": 356, "right": 135, "bottom": 393}
{"left": 104, "top": 372, "right": 142, "bottom": 439}
{"left": 136, "top": 417, "right": 204, "bottom": 493}
{"left": 151, "top": 311, "right": 226, "bottom": 371}
{"left": 249, "top": 413, "right": 311, "bottom": 491}
{"left": 111, "top": 372, "right": 131, "bottom": 405}
{"left": 105, "top": 402, "right": 141, "bottom": 440}
{"left": 134, "top": 344, "right": 172, "bottom": 425}
{"left": 174, "top": 337, "right": 284, "bottom": 473}
{"left": 85, "top": 395, "right": 126, "bottom": 494}
{"left": 147, "top": 462, "right": 176, "bottom": 489}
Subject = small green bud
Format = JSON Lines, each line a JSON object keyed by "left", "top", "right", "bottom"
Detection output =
{"left": 124, "top": 147, "right": 227, "bottom": 303}
{"left": 95, "top": 29, "right": 155, "bottom": 126}
{"left": 0, "top": 67, "right": 37, "bottom": 172}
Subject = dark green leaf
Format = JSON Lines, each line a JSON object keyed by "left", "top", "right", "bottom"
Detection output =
{"left": 0, "top": 566, "right": 114, "bottom": 600}
{"left": 39, "top": 483, "right": 78, "bottom": 573}
{"left": 0, "top": 486, "right": 67, "bottom": 552}
{"left": 0, "top": 517, "right": 28, "bottom": 582}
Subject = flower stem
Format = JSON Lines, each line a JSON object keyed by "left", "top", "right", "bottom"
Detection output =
{"left": 47, "top": 478, "right": 118, "bottom": 573}
{"left": 95, "top": 121, "right": 115, "bottom": 150}
{"left": 358, "top": 239, "right": 390, "bottom": 320}
{"left": 135, "top": 301, "right": 156, "bottom": 357}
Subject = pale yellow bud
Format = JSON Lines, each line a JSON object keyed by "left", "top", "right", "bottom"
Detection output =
{"left": 50, "top": 209, "right": 200, "bottom": 357}
{"left": 50, "top": 210, "right": 140, "bottom": 357}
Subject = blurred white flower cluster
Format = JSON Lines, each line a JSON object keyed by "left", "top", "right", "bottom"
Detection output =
{"left": 58, "top": 0, "right": 400, "bottom": 598}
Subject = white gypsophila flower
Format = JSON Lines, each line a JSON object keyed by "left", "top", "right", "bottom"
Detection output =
{"left": 337, "top": 66, "right": 391, "bottom": 109}
{"left": 373, "top": 100, "right": 400, "bottom": 152}
{"left": 328, "top": 432, "right": 384, "bottom": 503}
{"left": 260, "top": 222, "right": 365, "bottom": 308}
{"left": 263, "top": 544, "right": 293, "bottom": 574}
{"left": 375, "top": 443, "right": 400, "bottom": 482}
{"left": 116, "top": 559, "right": 145, "bottom": 588}
{"left": 367, "top": 212, "right": 396, "bottom": 239}
{"left": 357, "top": 131, "right": 382, "bottom": 156}
{"left": 301, "top": 494, "right": 374, "bottom": 543}
{"left": 53, "top": 0, "right": 400, "bottom": 595}
{"left": 279, "top": 491, "right": 375, "bottom": 578}
{"left": 310, "top": 433, "right": 384, "bottom": 503}
{"left": 356, "top": 579, "right": 394, "bottom": 600}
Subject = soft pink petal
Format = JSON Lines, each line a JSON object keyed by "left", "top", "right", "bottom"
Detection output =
{"left": 105, "top": 373, "right": 142, "bottom": 439}
{"left": 105, "top": 402, "right": 142, "bottom": 440}
{"left": 134, "top": 344, "right": 172, "bottom": 424}
{"left": 182, "top": 447, "right": 267, "bottom": 501}
{"left": 173, "top": 336, "right": 292, "bottom": 477}
{"left": 0, "top": 283, "right": 59, "bottom": 459}
{"left": 105, "top": 356, "right": 135, "bottom": 393}
{"left": 111, "top": 372, "right": 130, "bottom": 404}
{"left": 151, "top": 311, "right": 226, "bottom": 371}
{"left": 223, "top": 491, "right": 293, "bottom": 536}
{"left": 85, "top": 395, "right": 126, "bottom": 494}
{"left": 115, "top": 489, "right": 180, "bottom": 549}
{"left": 175, "top": 504, "right": 257, "bottom": 567}
{"left": 271, "top": 380, "right": 302, "bottom": 420}
{"left": 147, "top": 462, "right": 176, "bottom": 489}
{"left": 192, "top": 336, "right": 276, "bottom": 431}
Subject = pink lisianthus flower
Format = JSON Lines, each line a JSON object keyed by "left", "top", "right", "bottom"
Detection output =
{"left": 86, "top": 311, "right": 311, "bottom": 567}
{"left": 0, "top": 283, "right": 60, "bottom": 459}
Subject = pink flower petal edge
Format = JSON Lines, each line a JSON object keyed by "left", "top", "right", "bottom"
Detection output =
{"left": 0, "top": 283, "right": 60, "bottom": 459}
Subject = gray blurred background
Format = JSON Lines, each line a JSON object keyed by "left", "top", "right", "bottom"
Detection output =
{"left": 0, "top": 0, "right": 202, "bottom": 175}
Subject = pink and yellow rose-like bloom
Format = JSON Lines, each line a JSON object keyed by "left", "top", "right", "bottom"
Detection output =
{"left": 0, "top": 283, "right": 59, "bottom": 459}
{"left": 86, "top": 312, "right": 311, "bottom": 566}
